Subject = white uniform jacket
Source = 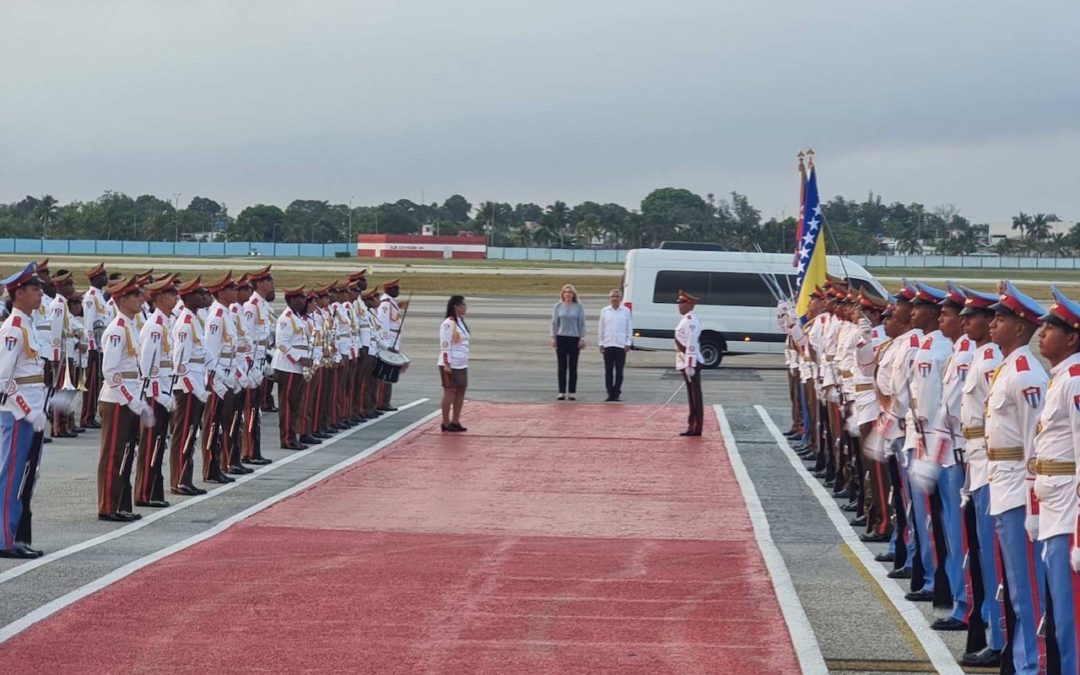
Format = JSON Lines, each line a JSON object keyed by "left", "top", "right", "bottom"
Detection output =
{"left": 1032, "top": 352, "right": 1080, "bottom": 541}
{"left": 0, "top": 309, "right": 46, "bottom": 420}
{"left": 674, "top": 312, "right": 701, "bottom": 371}
{"left": 962, "top": 343, "right": 1003, "bottom": 491}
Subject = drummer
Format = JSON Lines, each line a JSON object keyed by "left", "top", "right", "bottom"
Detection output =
{"left": 376, "top": 279, "right": 407, "bottom": 411}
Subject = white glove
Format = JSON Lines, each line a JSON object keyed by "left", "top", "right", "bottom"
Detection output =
{"left": 212, "top": 377, "right": 228, "bottom": 400}
{"left": 1025, "top": 513, "right": 1039, "bottom": 543}
{"left": 237, "top": 371, "right": 252, "bottom": 390}
{"left": 140, "top": 403, "right": 156, "bottom": 428}
{"left": 685, "top": 367, "right": 696, "bottom": 379}
{"left": 1071, "top": 547, "right": 1080, "bottom": 573}
{"left": 194, "top": 385, "right": 209, "bottom": 404}
{"left": 262, "top": 362, "right": 273, "bottom": 378}
{"left": 250, "top": 369, "right": 262, "bottom": 388}
{"left": 959, "top": 487, "right": 971, "bottom": 510}
{"left": 26, "top": 409, "right": 47, "bottom": 432}
{"left": 158, "top": 393, "right": 175, "bottom": 413}
{"left": 128, "top": 398, "right": 146, "bottom": 417}
{"left": 910, "top": 458, "right": 939, "bottom": 494}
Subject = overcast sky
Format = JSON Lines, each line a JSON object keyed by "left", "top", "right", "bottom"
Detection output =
{"left": 2, "top": 0, "right": 1077, "bottom": 224}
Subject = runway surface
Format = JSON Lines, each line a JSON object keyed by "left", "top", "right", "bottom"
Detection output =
{"left": 0, "top": 403, "right": 799, "bottom": 674}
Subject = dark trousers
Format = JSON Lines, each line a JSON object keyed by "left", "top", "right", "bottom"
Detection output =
{"left": 555, "top": 335, "right": 580, "bottom": 394}
{"left": 135, "top": 401, "right": 169, "bottom": 504}
{"left": 15, "top": 431, "right": 44, "bottom": 546}
{"left": 682, "top": 368, "right": 703, "bottom": 434}
{"left": 97, "top": 401, "right": 139, "bottom": 516}
{"left": 81, "top": 350, "right": 102, "bottom": 426}
{"left": 201, "top": 388, "right": 236, "bottom": 479}
{"left": 241, "top": 387, "right": 263, "bottom": 460}
{"left": 170, "top": 391, "right": 204, "bottom": 488}
{"left": 276, "top": 369, "right": 305, "bottom": 446}
{"left": 602, "top": 347, "right": 626, "bottom": 398}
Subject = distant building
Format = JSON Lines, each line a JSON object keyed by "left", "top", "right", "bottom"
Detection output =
{"left": 357, "top": 233, "right": 487, "bottom": 259}
{"left": 987, "top": 220, "right": 1070, "bottom": 245}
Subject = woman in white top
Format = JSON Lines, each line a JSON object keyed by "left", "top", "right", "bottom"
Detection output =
{"left": 438, "top": 295, "right": 470, "bottom": 432}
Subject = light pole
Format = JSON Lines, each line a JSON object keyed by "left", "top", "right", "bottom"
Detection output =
{"left": 348, "top": 195, "right": 354, "bottom": 256}
{"left": 173, "top": 193, "right": 182, "bottom": 242}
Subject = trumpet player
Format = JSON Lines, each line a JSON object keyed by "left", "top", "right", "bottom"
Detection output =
{"left": 97, "top": 274, "right": 149, "bottom": 522}
{"left": 48, "top": 270, "right": 80, "bottom": 438}
{"left": 273, "top": 286, "right": 312, "bottom": 450}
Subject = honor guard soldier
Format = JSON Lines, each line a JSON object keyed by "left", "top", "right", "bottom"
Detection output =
{"left": 674, "top": 289, "right": 703, "bottom": 436}
{"left": 33, "top": 261, "right": 56, "bottom": 445}
{"left": 81, "top": 262, "right": 110, "bottom": 429}
{"left": 47, "top": 269, "right": 79, "bottom": 438}
{"left": 273, "top": 286, "right": 312, "bottom": 450}
{"left": 202, "top": 272, "right": 244, "bottom": 482}
{"left": 298, "top": 290, "right": 322, "bottom": 445}
{"left": 347, "top": 271, "right": 369, "bottom": 420}
{"left": 134, "top": 275, "right": 179, "bottom": 509}
{"left": 0, "top": 263, "right": 48, "bottom": 558}
{"left": 241, "top": 266, "right": 274, "bottom": 465}
{"left": 1032, "top": 287, "right": 1080, "bottom": 675}
{"left": 986, "top": 280, "right": 1049, "bottom": 675}
{"left": 362, "top": 288, "right": 388, "bottom": 418}
{"left": 170, "top": 277, "right": 210, "bottom": 496}
{"left": 956, "top": 285, "right": 1006, "bottom": 667}
{"left": 228, "top": 274, "right": 258, "bottom": 471}
{"left": 97, "top": 274, "right": 151, "bottom": 522}
{"left": 376, "top": 279, "right": 406, "bottom": 411}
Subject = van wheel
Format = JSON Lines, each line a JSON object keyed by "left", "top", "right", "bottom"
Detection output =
{"left": 699, "top": 336, "right": 723, "bottom": 369}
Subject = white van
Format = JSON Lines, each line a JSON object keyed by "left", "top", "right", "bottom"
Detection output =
{"left": 621, "top": 249, "right": 887, "bottom": 368}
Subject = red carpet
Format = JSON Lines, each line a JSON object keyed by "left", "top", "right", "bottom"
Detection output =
{"left": 0, "top": 402, "right": 799, "bottom": 674}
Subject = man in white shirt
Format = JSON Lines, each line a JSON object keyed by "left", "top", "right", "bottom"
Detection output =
{"left": 598, "top": 288, "right": 632, "bottom": 402}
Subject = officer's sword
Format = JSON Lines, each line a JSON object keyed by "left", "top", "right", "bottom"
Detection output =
{"left": 642, "top": 379, "right": 686, "bottom": 423}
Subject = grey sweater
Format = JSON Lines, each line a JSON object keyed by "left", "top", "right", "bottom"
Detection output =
{"left": 551, "top": 301, "right": 586, "bottom": 338}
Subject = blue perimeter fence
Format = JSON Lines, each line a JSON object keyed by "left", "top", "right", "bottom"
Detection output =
{"left": 3, "top": 240, "right": 1080, "bottom": 269}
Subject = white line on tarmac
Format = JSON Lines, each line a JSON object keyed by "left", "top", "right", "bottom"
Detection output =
{"left": 713, "top": 405, "right": 828, "bottom": 675}
{"left": 753, "top": 405, "right": 964, "bottom": 675}
{"left": 0, "top": 409, "right": 442, "bottom": 645}
{"left": 0, "top": 399, "right": 428, "bottom": 587}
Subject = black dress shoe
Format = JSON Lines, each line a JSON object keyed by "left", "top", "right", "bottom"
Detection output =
{"left": 841, "top": 502, "right": 858, "bottom": 512}
{"left": 171, "top": 485, "right": 199, "bottom": 496}
{"left": 136, "top": 500, "right": 170, "bottom": 508}
{"left": 874, "top": 552, "right": 895, "bottom": 562}
{"left": 74, "top": 427, "right": 86, "bottom": 433}
{"left": 248, "top": 457, "right": 272, "bottom": 465}
{"left": 192, "top": 486, "right": 208, "bottom": 494}
{"left": 930, "top": 617, "right": 967, "bottom": 631}
{"left": 904, "top": 589, "right": 934, "bottom": 602}
{"left": 205, "top": 474, "right": 233, "bottom": 484}
{"left": 17, "top": 544, "right": 43, "bottom": 557}
{"left": 887, "top": 568, "right": 912, "bottom": 579}
{"left": 120, "top": 511, "right": 142, "bottom": 521}
{"left": 55, "top": 431, "right": 78, "bottom": 438}
{"left": 849, "top": 516, "right": 867, "bottom": 527}
{"left": 42, "top": 437, "right": 52, "bottom": 444}
{"left": 960, "top": 647, "right": 1002, "bottom": 667}
{"left": 99, "top": 512, "right": 134, "bottom": 522}
{"left": 679, "top": 430, "right": 702, "bottom": 436}
{"left": 0, "top": 544, "right": 43, "bottom": 559}
{"left": 300, "top": 435, "right": 321, "bottom": 445}
{"left": 378, "top": 405, "right": 398, "bottom": 412}
{"left": 281, "top": 442, "right": 305, "bottom": 451}
{"left": 861, "top": 533, "right": 891, "bottom": 543}
{"left": 87, "top": 420, "right": 102, "bottom": 429}
{"left": 226, "top": 465, "right": 253, "bottom": 475}
{"left": 823, "top": 479, "right": 835, "bottom": 488}
{"left": 813, "top": 470, "right": 827, "bottom": 478}
{"left": 312, "top": 433, "right": 331, "bottom": 440}
{"left": 449, "top": 423, "right": 467, "bottom": 432}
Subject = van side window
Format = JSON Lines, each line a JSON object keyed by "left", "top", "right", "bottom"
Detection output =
{"left": 653, "top": 270, "right": 796, "bottom": 307}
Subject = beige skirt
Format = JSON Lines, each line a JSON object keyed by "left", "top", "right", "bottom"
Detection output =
{"left": 439, "top": 365, "right": 468, "bottom": 389}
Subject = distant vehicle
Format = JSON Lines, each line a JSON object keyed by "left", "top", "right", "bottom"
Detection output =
{"left": 621, "top": 248, "right": 887, "bottom": 368}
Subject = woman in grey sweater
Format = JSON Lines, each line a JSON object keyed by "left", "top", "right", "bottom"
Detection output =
{"left": 551, "top": 284, "right": 586, "bottom": 400}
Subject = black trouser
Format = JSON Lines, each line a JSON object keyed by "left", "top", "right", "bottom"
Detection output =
{"left": 602, "top": 347, "right": 626, "bottom": 398}
{"left": 555, "top": 335, "right": 580, "bottom": 394}
{"left": 15, "top": 431, "right": 44, "bottom": 546}
{"left": 682, "top": 368, "right": 703, "bottom": 434}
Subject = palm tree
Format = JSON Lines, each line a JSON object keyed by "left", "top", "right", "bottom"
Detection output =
{"left": 894, "top": 228, "right": 922, "bottom": 254}
{"left": 993, "top": 238, "right": 1015, "bottom": 256}
{"left": 1026, "top": 212, "right": 1060, "bottom": 244}
{"left": 1011, "top": 212, "right": 1031, "bottom": 240}
{"left": 32, "top": 194, "right": 58, "bottom": 239}
{"left": 1044, "top": 232, "right": 1072, "bottom": 257}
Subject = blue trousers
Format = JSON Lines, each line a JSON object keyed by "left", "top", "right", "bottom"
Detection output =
{"left": 905, "top": 448, "right": 935, "bottom": 590}
{"left": 0, "top": 412, "right": 34, "bottom": 552}
{"left": 995, "top": 506, "right": 1047, "bottom": 675}
{"left": 1042, "top": 534, "right": 1079, "bottom": 675}
{"left": 798, "top": 382, "right": 811, "bottom": 446}
{"left": 971, "top": 485, "right": 1005, "bottom": 650}
{"left": 937, "top": 464, "right": 967, "bottom": 620}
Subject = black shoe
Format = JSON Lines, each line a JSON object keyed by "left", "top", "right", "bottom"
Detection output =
{"left": 136, "top": 500, "right": 170, "bottom": 508}
{"left": 266, "top": 405, "right": 279, "bottom": 413}
{"left": 930, "top": 617, "right": 967, "bottom": 631}
{"left": 679, "top": 430, "right": 702, "bottom": 437}
{"left": 42, "top": 437, "right": 52, "bottom": 444}
{"left": 813, "top": 470, "right": 827, "bottom": 478}
{"left": 441, "top": 424, "right": 451, "bottom": 432}
{"left": 861, "top": 533, "right": 891, "bottom": 543}
{"left": 98, "top": 512, "right": 135, "bottom": 522}
{"left": 823, "top": 479, "right": 835, "bottom": 488}
{"left": 74, "top": 427, "right": 86, "bottom": 433}
{"left": 904, "top": 589, "right": 934, "bottom": 602}
{"left": 605, "top": 395, "right": 615, "bottom": 402}
{"left": 15, "top": 544, "right": 43, "bottom": 557}
{"left": 841, "top": 502, "right": 858, "bottom": 512}
{"left": 356, "top": 417, "right": 368, "bottom": 424}
{"left": 248, "top": 457, "right": 272, "bottom": 465}
{"left": 960, "top": 647, "right": 1002, "bottom": 668}
{"left": 171, "top": 485, "right": 199, "bottom": 496}
{"left": 567, "top": 395, "right": 576, "bottom": 401}
{"left": 311, "top": 433, "right": 331, "bottom": 440}
{"left": 281, "top": 442, "right": 304, "bottom": 450}
{"left": 874, "top": 552, "right": 895, "bottom": 562}
{"left": 192, "top": 486, "right": 208, "bottom": 494}
{"left": 0, "top": 544, "right": 43, "bottom": 559}
{"left": 448, "top": 423, "right": 467, "bottom": 432}
{"left": 849, "top": 516, "right": 867, "bottom": 527}
{"left": 299, "top": 435, "right": 321, "bottom": 445}
{"left": 117, "top": 511, "right": 142, "bottom": 521}
{"left": 887, "top": 568, "right": 912, "bottom": 580}
{"left": 55, "top": 431, "right": 78, "bottom": 438}
{"left": 86, "top": 420, "right": 101, "bottom": 429}
{"left": 378, "top": 405, "right": 398, "bottom": 412}
{"left": 226, "top": 465, "right": 253, "bottom": 475}
{"left": 205, "top": 474, "right": 233, "bottom": 484}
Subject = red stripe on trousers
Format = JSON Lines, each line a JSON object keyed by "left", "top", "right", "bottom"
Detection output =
{"left": 1025, "top": 538, "right": 1045, "bottom": 667}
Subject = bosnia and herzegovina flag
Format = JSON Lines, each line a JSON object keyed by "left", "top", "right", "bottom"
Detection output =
{"left": 794, "top": 167, "right": 826, "bottom": 318}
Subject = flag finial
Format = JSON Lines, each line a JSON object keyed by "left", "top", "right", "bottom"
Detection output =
{"left": 806, "top": 147, "right": 815, "bottom": 168}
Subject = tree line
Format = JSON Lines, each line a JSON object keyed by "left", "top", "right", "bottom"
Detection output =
{"left": 1, "top": 189, "right": 1075, "bottom": 256}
